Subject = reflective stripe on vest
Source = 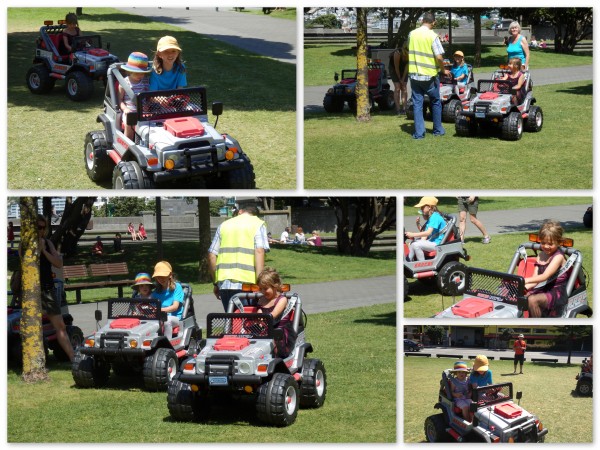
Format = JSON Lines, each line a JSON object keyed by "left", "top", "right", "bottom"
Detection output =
{"left": 215, "top": 214, "right": 264, "bottom": 283}
{"left": 408, "top": 27, "right": 438, "bottom": 77}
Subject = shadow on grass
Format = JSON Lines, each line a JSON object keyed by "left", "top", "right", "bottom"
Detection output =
{"left": 161, "top": 395, "right": 264, "bottom": 426}
{"left": 555, "top": 83, "right": 593, "bottom": 96}
{"left": 498, "top": 220, "right": 584, "bottom": 234}
{"left": 354, "top": 310, "right": 396, "bottom": 327}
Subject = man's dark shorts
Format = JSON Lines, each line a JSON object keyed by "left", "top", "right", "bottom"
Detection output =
{"left": 514, "top": 353, "right": 525, "bottom": 363}
{"left": 458, "top": 197, "right": 479, "bottom": 215}
{"left": 41, "top": 287, "right": 62, "bottom": 316}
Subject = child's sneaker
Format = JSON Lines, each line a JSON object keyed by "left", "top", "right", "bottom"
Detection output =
{"left": 482, "top": 236, "right": 491, "bottom": 244}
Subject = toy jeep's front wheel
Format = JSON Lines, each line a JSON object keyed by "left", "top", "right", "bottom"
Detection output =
{"left": 300, "top": 358, "right": 327, "bottom": 408}
{"left": 220, "top": 156, "right": 256, "bottom": 189}
{"left": 143, "top": 347, "right": 178, "bottom": 391}
{"left": 501, "top": 111, "right": 523, "bottom": 140}
{"left": 437, "top": 261, "right": 468, "bottom": 296}
{"left": 256, "top": 373, "right": 300, "bottom": 426}
{"left": 26, "top": 65, "right": 55, "bottom": 94}
{"left": 113, "top": 161, "right": 155, "bottom": 189}
{"left": 378, "top": 90, "right": 395, "bottom": 111}
{"left": 84, "top": 131, "right": 113, "bottom": 182}
{"left": 65, "top": 71, "right": 94, "bottom": 102}
{"left": 167, "top": 379, "right": 210, "bottom": 421}
{"left": 455, "top": 115, "right": 478, "bottom": 137}
{"left": 424, "top": 414, "right": 450, "bottom": 442}
{"left": 72, "top": 350, "right": 110, "bottom": 388}
{"left": 323, "top": 95, "right": 344, "bottom": 113}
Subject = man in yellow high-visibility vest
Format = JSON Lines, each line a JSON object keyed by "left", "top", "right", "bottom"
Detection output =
{"left": 208, "top": 205, "right": 269, "bottom": 311}
{"left": 408, "top": 11, "right": 450, "bottom": 139}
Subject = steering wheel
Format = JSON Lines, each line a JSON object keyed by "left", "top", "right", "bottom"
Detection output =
{"left": 166, "top": 94, "right": 189, "bottom": 109}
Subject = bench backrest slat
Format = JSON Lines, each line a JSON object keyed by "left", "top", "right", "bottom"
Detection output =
{"left": 62, "top": 265, "right": 89, "bottom": 279}
{"left": 89, "top": 262, "right": 129, "bottom": 277}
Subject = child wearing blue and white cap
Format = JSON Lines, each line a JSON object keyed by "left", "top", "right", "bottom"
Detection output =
{"left": 450, "top": 361, "right": 472, "bottom": 421}
{"left": 118, "top": 52, "right": 152, "bottom": 140}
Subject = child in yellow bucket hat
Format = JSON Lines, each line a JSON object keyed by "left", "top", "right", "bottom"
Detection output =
{"left": 150, "top": 36, "right": 188, "bottom": 90}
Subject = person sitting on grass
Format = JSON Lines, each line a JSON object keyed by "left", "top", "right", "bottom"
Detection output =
{"left": 91, "top": 236, "right": 104, "bottom": 256}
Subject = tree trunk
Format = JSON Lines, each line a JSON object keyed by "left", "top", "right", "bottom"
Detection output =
{"left": 474, "top": 14, "right": 482, "bottom": 67}
{"left": 197, "top": 197, "right": 212, "bottom": 282}
{"left": 156, "top": 198, "right": 163, "bottom": 261}
{"left": 50, "top": 197, "right": 95, "bottom": 257}
{"left": 355, "top": 8, "right": 370, "bottom": 122}
{"left": 19, "top": 197, "right": 49, "bottom": 382}
{"left": 387, "top": 8, "right": 396, "bottom": 47}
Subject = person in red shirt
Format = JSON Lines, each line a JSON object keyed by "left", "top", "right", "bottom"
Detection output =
{"left": 513, "top": 334, "right": 527, "bottom": 374}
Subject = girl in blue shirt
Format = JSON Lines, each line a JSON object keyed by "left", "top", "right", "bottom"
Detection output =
{"left": 151, "top": 261, "right": 184, "bottom": 339}
{"left": 405, "top": 196, "right": 447, "bottom": 261}
{"left": 450, "top": 50, "right": 469, "bottom": 85}
{"left": 150, "top": 36, "right": 188, "bottom": 91}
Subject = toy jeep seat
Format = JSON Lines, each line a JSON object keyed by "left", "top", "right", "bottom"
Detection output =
{"left": 368, "top": 67, "right": 382, "bottom": 88}
{"left": 171, "top": 283, "right": 194, "bottom": 337}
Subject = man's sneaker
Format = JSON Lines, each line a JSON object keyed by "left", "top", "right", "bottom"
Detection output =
{"left": 482, "top": 236, "right": 491, "bottom": 244}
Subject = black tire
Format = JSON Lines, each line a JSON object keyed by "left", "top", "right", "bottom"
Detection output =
{"left": 406, "top": 103, "right": 414, "bottom": 120}
{"left": 26, "top": 65, "right": 55, "bottom": 94}
{"left": 323, "top": 95, "right": 344, "bottom": 113}
{"left": 442, "top": 99, "right": 462, "bottom": 123}
{"left": 501, "top": 111, "right": 523, "bottom": 141}
{"left": 524, "top": 105, "right": 543, "bottom": 132}
{"left": 112, "top": 160, "right": 155, "bottom": 189}
{"left": 221, "top": 155, "right": 256, "bottom": 189}
{"left": 71, "top": 349, "right": 110, "bottom": 388}
{"left": 167, "top": 378, "right": 208, "bottom": 421}
{"left": 65, "top": 71, "right": 94, "bottom": 101}
{"left": 347, "top": 97, "right": 357, "bottom": 114}
{"left": 142, "top": 347, "right": 178, "bottom": 391}
{"left": 256, "top": 373, "right": 299, "bottom": 427}
{"left": 378, "top": 90, "right": 395, "bottom": 111}
{"left": 404, "top": 275, "right": 409, "bottom": 300}
{"left": 84, "top": 130, "right": 113, "bottom": 182}
{"left": 424, "top": 413, "right": 450, "bottom": 442}
{"left": 437, "top": 261, "right": 468, "bottom": 296}
{"left": 52, "top": 325, "right": 84, "bottom": 362}
{"left": 300, "top": 358, "right": 327, "bottom": 408}
{"left": 455, "top": 114, "right": 477, "bottom": 137}
{"left": 576, "top": 379, "right": 593, "bottom": 396}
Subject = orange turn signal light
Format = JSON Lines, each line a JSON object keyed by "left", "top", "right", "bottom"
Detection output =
{"left": 44, "top": 20, "right": 54, "bottom": 25}
{"left": 528, "top": 233, "right": 574, "bottom": 247}
{"left": 164, "top": 159, "right": 175, "bottom": 170}
{"left": 147, "top": 157, "right": 158, "bottom": 166}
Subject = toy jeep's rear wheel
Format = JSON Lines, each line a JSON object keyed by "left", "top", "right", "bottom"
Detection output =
{"left": 424, "top": 413, "right": 450, "bottom": 442}
{"left": 84, "top": 131, "right": 113, "bottom": 182}
{"left": 71, "top": 349, "right": 110, "bottom": 388}
{"left": 300, "top": 358, "right": 327, "bottom": 408}
{"left": 26, "top": 65, "right": 55, "bottom": 94}
{"left": 143, "top": 347, "right": 178, "bottom": 391}
{"left": 442, "top": 99, "right": 462, "bottom": 123}
{"left": 52, "top": 325, "right": 84, "bottom": 362}
{"left": 524, "top": 105, "right": 543, "bottom": 132}
{"left": 437, "top": 261, "right": 468, "bottom": 296}
{"left": 378, "top": 90, "right": 395, "bottom": 111}
{"left": 256, "top": 373, "right": 299, "bottom": 426}
{"left": 576, "top": 378, "right": 592, "bottom": 396}
{"left": 113, "top": 161, "right": 155, "bottom": 189}
{"left": 455, "top": 114, "right": 478, "bottom": 137}
{"left": 65, "top": 71, "right": 94, "bottom": 101}
{"left": 501, "top": 111, "right": 523, "bottom": 140}
{"left": 323, "top": 95, "right": 344, "bottom": 113}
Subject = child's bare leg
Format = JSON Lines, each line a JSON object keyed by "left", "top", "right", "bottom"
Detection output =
{"left": 527, "top": 293, "right": 548, "bottom": 318}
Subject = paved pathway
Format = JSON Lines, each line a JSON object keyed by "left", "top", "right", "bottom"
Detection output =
{"left": 305, "top": 65, "right": 592, "bottom": 111}
{"left": 404, "top": 204, "right": 590, "bottom": 239}
{"left": 68, "top": 275, "right": 395, "bottom": 335}
{"left": 120, "top": 7, "right": 296, "bottom": 64}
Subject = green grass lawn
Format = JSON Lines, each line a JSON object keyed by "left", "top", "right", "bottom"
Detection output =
{"left": 7, "top": 303, "right": 396, "bottom": 443}
{"left": 304, "top": 79, "right": 592, "bottom": 189}
{"left": 241, "top": 7, "right": 297, "bottom": 20}
{"left": 403, "top": 227, "right": 593, "bottom": 317}
{"left": 7, "top": 241, "right": 396, "bottom": 304}
{"left": 305, "top": 43, "right": 593, "bottom": 86}
{"left": 403, "top": 357, "right": 592, "bottom": 443}
{"left": 7, "top": 8, "right": 296, "bottom": 190}
{"left": 401, "top": 197, "right": 592, "bottom": 216}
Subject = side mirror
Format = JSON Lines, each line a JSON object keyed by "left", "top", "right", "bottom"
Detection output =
{"left": 212, "top": 101, "right": 223, "bottom": 116}
{"left": 516, "top": 391, "right": 523, "bottom": 400}
{"left": 94, "top": 310, "right": 102, "bottom": 321}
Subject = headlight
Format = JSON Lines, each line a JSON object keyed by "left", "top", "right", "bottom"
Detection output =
{"left": 197, "top": 360, "right": 205, "bottom": 374}
{"left": 489, "top": 104, "right": 499, "bottom": 113}
{"left": 238, "top": 361, "right": 252, "bottom": 375}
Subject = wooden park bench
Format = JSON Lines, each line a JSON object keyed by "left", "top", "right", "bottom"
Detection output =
{"left": 62, "top": 262, "right": 135, "bottom": 303}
